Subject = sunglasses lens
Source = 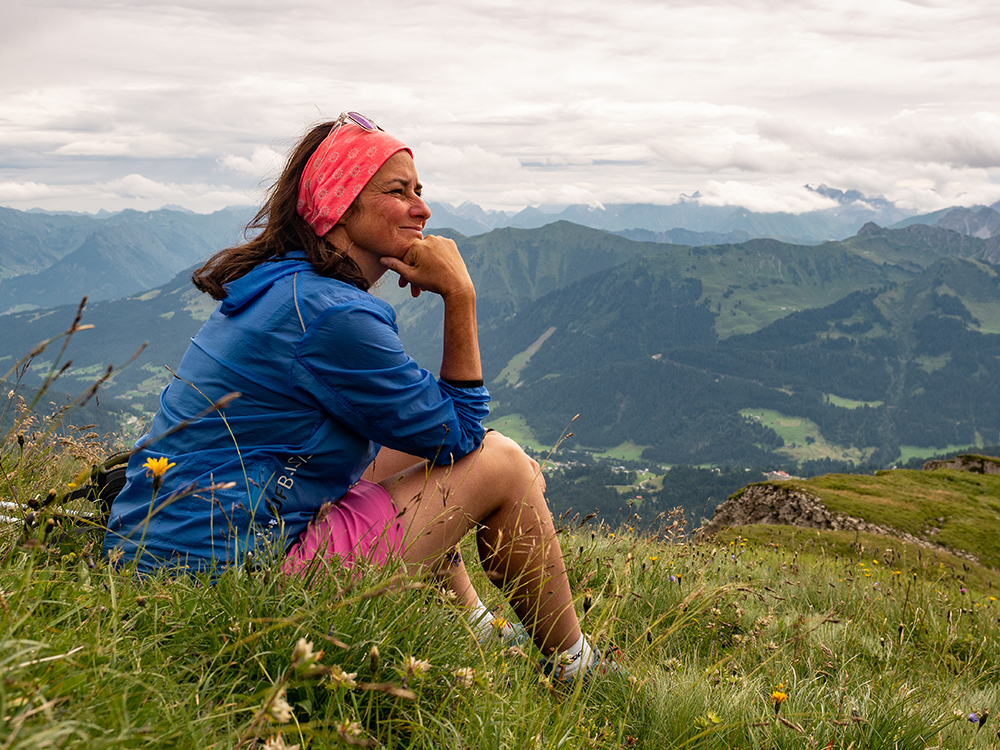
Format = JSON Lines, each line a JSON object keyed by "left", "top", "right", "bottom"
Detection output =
{"left": 346, "top": 112, "right": 379, "bottom": 131}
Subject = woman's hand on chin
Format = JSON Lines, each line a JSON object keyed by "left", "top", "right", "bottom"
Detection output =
{"left": 396, "top": 272, "right": 424, "bottom": 298}
{"left": 380, "top": 235, "right": 475, "bottom": 301}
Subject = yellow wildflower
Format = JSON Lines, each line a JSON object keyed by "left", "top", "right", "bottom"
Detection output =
{"left": 143, "top": 456, "right": 175, "bottom": 478}
{"left": 772, "top": 689, "right": 788, "bottom": 715}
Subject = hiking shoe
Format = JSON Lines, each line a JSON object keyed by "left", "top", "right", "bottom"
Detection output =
{"left": 479, "top": 612, "right": 531, "bottom": 648}
{"left": 541, "top": 645, "right": 625, "bottom": 684}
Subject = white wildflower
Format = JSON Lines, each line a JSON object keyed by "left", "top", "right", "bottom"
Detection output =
{"left": 402, "top": 655, "right": 431, "bottom": 677}
{"left": 263, "top": 733, "right": 300, "bottom": 750}
{"left": 328, "top": 664, "right": 358, "bottom": 689}
{"left": 452, "top": 667, "right": 475, "bottom": 689}
{"left": 290, "top": 637, "right": 325, "bottom": 677}
{"left": 265, "top": 687, "right": 294, "bottom": 724}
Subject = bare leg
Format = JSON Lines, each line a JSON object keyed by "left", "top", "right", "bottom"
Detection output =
{"left": 363, "top": 447, "right": 479, "bottom": 608}
{"left": 382, "top": 431, "right": 581, "bottom": 655}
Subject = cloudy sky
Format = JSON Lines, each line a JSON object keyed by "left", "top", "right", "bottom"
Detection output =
{"left": 3, "top": 0, "right": 1000, "bottom": 216}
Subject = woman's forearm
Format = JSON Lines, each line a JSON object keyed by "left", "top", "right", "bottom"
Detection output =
{"left": 439, "top": 290, "right": 483, "bottom": 384}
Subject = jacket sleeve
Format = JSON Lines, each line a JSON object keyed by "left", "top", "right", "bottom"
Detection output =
{"left": 292, "top": 298, "right": 489, "bottom": 463}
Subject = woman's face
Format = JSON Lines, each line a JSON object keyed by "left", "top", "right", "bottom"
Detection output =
{"left": 333, "top": 151, "right": 431, "bottom": 279}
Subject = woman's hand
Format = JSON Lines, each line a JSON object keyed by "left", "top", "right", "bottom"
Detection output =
{"left": 380, "top": 234, "right": 481, "bottom": 383}
{"left": 380, "top": 235, "right": 475, "bottom": 302}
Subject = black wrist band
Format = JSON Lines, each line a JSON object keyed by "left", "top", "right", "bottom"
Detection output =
{"left": 441, "top": 378, "right": 485, "bottom": 389}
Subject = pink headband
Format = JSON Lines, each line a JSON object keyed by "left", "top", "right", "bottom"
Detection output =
{"left": 297, "top": 122, "right": 412, "bottom": 237}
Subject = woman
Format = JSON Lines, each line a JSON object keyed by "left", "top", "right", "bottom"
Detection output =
{"left": 103, "top": 112, "right": 606, "bottom": 680}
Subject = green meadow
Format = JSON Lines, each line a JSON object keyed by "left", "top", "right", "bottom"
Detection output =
{"left": 739, "top": 408, "right": 874, "bottom": 464}
{"left": 6, "top": 323, "right": 1000, "bottom": 749}
{"left": 6, "top": 393, "right": 1000, "bottom": 749}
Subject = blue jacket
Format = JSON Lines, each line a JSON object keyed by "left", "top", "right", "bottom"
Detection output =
{"left": 102, "top": 255, "right": 490, "bottom": 572}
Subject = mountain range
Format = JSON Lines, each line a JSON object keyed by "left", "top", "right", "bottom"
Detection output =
{"left": 3, "top": 190, "right": 999, "bottom": 316}
{"left": 3, "top": 208, "right": 1000, "bottom": 471}
{"left": 0, "top": 206, "right": 253, "bottom": 314}
{"left": 426, "top": 187, "right": 1000, "bottom": 244}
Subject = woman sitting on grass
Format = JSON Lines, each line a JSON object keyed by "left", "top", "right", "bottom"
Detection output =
{"left": 103, "top": 111, "right": 611, "bottom": 681}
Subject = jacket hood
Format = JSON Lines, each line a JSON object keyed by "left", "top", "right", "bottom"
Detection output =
{"left": 220, "top": 255, "right": 313, "bottom": 316}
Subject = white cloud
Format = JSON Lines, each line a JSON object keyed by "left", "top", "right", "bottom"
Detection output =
{"left": 218, "top": 146, "right": 284, "bottom": 178}
{"left": 697, "top": 181, "right": 841, "bottom": 214}
{"left": 1, "top": 0, "right": 999, "bottom": 216}
{"left": 415, "top": 142, "right": 523, "bottom": 180}
{"left": 53, "top": 140, "right": 131, "bottom": 157}
{"left": 0, "top": 181, "right": 67, "bottom": 202}
{"left": 0, "top": 175, "right": 255, "bottom": 214}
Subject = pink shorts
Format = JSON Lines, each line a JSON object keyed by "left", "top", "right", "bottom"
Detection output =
{"left": 282, "top": 479, "right": 405, "bottom": 576}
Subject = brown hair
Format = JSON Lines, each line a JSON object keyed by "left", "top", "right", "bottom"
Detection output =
{"left": 192, "top": 121, "right": 368, "bottom": 299}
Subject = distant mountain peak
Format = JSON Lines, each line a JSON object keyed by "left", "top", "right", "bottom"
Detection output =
{"left": 857, "top": 221, "right": 885, "bottom": 236}
{"left": 807, "top": 184, "right": 894, "bottom": 212}
{"left": 936, "top": 206, "right": 1000, "bottom": 239}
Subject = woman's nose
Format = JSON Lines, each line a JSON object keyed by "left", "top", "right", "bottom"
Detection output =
{"left": 413, "top": 195, "right": 431, "bottom": 220}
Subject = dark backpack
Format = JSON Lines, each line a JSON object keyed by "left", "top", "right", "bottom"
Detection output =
{"left": 21, "top": 452, "right": 129, "bottom": 534}
{"left": 69, "top": 452, "right": 130, "bottom": 525}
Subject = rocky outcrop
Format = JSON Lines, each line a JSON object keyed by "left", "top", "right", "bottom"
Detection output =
{"left": 699, "top": 484, "right": 835, "bottom": 535}
{"left": 923, "top": 454, "right": 1000, "bottom": 475}
{"left": 699, "top": 482, "right": 979, "bottom": 563}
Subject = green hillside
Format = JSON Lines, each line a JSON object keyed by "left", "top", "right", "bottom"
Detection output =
{"left": 2, "top": 220, "right": 999, "bottom": 469}
{"left": 721, "top": 468, "right": 1000, "bottom": 573}
{"left": 483, "top": 253, "right": 1000, "bottom": 466}
{"left": 0, "top": 269, "right": 213, "bottom": 421}
{"left": 0, "top": 207, "right": 250, "bottom": 313}
{"left": 836, "top": 222, "right": 1000, "bottom": 270}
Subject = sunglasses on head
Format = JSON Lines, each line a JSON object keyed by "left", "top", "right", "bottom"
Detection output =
{"left": 335, "top": 111, "right": 383, "bottom": 133}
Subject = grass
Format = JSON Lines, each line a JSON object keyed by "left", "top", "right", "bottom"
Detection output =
{"left": 745, "top": 469, "right": 1000, "bottom": 571}
{"left": 825, "top": 394, "right": 884, "bottom": 410}
{"left": 492, "top": 327, "right": 557, "bottom": 387}
{"left": 899, "top": 443, "right": 981, "bottom": 464}
{"left": 740, "top": 408, "right": 873, "bottom": 464}
{"left": 587, "top": 442, "right": 650, "bottom": 462}
{"left": 5, "top": 315, "right": 1000, "bottom": 748}
{"left": 6, "top": 497, "right": 1000, "bottom": 749}
{"left": 965, "top": 300, "right": 1000, "bottom": 334}
{"left": 482, "top": 414, "right": 549, "bottom": 452}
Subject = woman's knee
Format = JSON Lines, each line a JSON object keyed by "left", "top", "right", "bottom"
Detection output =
{"left": 480, "top": 430, "right": 546, "bottom": 494}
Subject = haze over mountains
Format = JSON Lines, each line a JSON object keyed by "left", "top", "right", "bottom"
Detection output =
{"left": 3, "top": 188, "right": 1000, "bottom": 472}
{"left": 3, "top": 188, "right": 1000, "bottom": 316}
{"left": 425, "top": 186, "right": 999, "bottom": 244}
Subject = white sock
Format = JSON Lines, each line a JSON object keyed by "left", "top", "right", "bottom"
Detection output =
{"left": 468, "top": 599, "right": 495, "bottom": 641}
{"left": 550, "top": 634, "right": 597, "bottom": 680}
